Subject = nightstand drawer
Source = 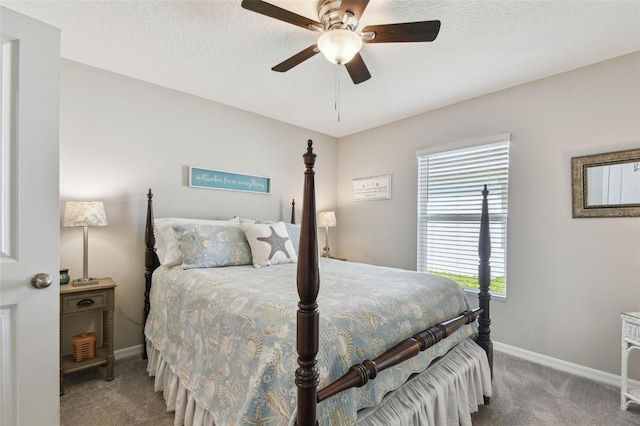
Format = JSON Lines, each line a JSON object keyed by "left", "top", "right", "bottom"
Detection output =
{"left": 61, "top": 290, "right": 108, "bottom": 314}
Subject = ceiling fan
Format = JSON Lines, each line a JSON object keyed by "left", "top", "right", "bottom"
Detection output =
{"left": 241, "top": 0, "right": 441, "bottom": 84}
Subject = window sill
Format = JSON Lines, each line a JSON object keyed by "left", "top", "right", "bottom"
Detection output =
{"left": 463, "top": 287, "right": 507, "bottom": 303}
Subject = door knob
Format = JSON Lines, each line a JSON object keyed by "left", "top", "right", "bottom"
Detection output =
{"left": 31, "top": 273, "right": 53, "bottom": 289}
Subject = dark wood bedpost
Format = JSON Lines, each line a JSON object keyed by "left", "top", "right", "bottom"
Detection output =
{"left": 296, "top": 140, "right": 320, "bottom": 425}
{"left": 477, "top": 185, "right": 493, "bottom": 378}
{"left": 291, "top": 199, "right": 296, "bottom": 224}
{"left": 143, "top": 189, "right": 160, "bottom": 360}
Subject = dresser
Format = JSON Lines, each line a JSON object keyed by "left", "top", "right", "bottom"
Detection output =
{"left": 60, "top": 278, "right": 116, "bottom": 395}
{"left": 621, "top": 311, "right": 640, "bottom": 410}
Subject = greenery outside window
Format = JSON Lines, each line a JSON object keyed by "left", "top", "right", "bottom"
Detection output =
{"left": 417, "top": 134, "right": 510, "bottom": 296}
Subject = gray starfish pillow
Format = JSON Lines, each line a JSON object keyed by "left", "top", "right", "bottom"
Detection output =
{"left": 242, "top": 222, "right": 298, "bottom": 268}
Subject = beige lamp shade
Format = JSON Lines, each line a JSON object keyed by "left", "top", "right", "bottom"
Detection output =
{"left": 317, "top": 211, "right": 337, "bottom": 228}
{"left": 63, "top": 201, "right": 107, "bottom": 286}
{"left": 63, "top": 201, "right": 108, "bottom": 227}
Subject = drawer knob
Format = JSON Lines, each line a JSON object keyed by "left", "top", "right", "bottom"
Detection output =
{"left": 31, "top": 273, "right": 52, "bottom": 289}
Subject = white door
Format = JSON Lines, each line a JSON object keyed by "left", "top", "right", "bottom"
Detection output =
{"left": 0, "top": 7, "right": 60, "bottom": 426}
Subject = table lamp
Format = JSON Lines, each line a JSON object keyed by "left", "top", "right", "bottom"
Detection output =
{"left": 63, "top": 201, "right": 108, "bottom": 286}
{"left": 317, "top": 211, "right": 337, "bottom": 258}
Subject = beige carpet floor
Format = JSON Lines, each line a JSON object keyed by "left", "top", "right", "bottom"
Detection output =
{"left": 60, "top": 355, "right": 174, "bottom": 426}
{"left": 471, "top": 351, "right": 640, "bottom": 425}
{"left": 60, "top": 350, "right": 640, "bottom": 425}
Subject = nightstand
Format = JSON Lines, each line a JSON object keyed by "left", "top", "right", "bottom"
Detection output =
{"left": 60, "top": 278, "right": 116, "bottom": 395}
{"left": 621, "top": 311, "right": 640, "bottom": 410}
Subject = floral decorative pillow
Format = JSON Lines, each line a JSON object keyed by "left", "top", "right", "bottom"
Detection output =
{"left": 154, "top": 217, "right": 240, "bottom": 266}
{"left": 241, "top": 221, "right": 297, "bottom": 268}
{"left": 172, "top": 224, "right": 252, "bottom": 269}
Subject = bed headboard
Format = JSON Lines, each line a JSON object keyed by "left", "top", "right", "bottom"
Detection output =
{"left": 142, "top": 190, "right": 298, "bottom": 359}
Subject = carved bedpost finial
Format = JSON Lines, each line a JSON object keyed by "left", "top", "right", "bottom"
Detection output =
{"left": 147, "top": 188, "right": 153, "bottom": 200}
{"left": 304, "top": 139, "right": 316, "bottom": 169}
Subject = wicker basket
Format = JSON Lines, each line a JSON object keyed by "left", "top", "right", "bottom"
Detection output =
{"left": 72, "top": 332, "right": 96, "bottom": 362}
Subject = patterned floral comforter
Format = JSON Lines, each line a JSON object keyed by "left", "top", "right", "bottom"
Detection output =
{"left": 145, "top": 258, "right": 476, "bottom": 425}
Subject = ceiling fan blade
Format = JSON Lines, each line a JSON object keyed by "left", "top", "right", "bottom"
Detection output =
{"left": 272, "top": 45, "right": 319, "bottom": 72}
{"left": 241, "top": 0, "right": 322, "bottom": 31}
{"left": 345, "top": 53, "right": 371, "bottom": 84}
{"left": 362, "top": 20, "right": 441, "bottom": 43}
{"left": 339, "top": 0, "right": 370, "bottom": 22}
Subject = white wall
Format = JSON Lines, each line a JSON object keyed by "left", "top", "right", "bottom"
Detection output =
{"left": 336, "top": 52, "right": 640, "bottom": 378}
{"left": 59, "top": 60, "right": 338, "bottom": 353}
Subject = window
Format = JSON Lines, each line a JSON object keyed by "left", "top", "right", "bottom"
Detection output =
{"left": 417, "top": 134, "right": 509, "bottom": 296}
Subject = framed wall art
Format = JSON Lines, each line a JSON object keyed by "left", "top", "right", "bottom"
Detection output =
{"left": 352, "top": 174, "right": 392, "bottom": 201}
{"left": 189, "top": 166, "right": 271, "bottom": 194}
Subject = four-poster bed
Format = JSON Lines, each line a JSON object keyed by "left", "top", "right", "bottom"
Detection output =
{"left": 143, "top": 140, "right": 493, "bottom": 425}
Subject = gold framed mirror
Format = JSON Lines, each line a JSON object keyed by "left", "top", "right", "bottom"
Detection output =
{"left": 571, "top": 148, "right": 640, "bottom": 218}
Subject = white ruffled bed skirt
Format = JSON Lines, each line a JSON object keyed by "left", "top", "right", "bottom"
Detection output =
{"left": 146, "top": 337, "right": 491, "bottom": 426}
{"left": 356, "top": 338, "right": 491, "bottom": 425}
{"left": 146, "top": 340, "right": 216, "bottom": 426}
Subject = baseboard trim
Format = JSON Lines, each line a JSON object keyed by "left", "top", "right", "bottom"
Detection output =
{"left": 114, "top": 344, "right": 143, "bottom": 360}
{"left": 494, "top": 340, "right": 640, "bottom": 390}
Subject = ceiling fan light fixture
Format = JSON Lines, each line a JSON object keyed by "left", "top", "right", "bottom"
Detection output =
{"left": 318, "top": 29, "right": 362, "bottom": 65}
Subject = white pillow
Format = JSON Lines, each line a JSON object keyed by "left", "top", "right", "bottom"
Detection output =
{"left": 238, "top": 218, "right": 275, "bottom": 224}
{"left": 154, "top": 217, "right": 240, "bottom": 266}
{"left": 241, "top": 221, "right": 297, "bottom": 268}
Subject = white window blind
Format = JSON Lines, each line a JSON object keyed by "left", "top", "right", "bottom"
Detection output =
{"left": 417, "top": 138, "right": 509, "bottom": 294}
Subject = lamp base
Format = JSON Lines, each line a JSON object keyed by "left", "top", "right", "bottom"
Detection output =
{"left": 72, "top": 277, "right": 99, "bottom": 287}
{"left": 322, "top": 247, "right": 331, "bottom": 258}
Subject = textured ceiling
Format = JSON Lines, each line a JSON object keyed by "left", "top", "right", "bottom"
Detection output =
{"left": 2, "top": 0, "right": 639, "bottom": 137}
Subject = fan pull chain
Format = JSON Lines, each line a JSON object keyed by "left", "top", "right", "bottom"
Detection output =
{"left": 334, "top": 67, "right": 341, "bottom": 122}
